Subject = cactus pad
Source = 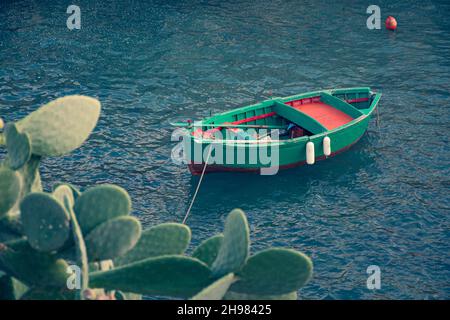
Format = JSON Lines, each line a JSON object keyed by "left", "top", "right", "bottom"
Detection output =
{"left": 0, "top": 168, "right": 21, "bottom": 217}
{"left": 211, "top": 209, "right": 249, "bottom": 277}
{"left": 17, "top": 155, "right": 42, "bottom": 196}
{"left": 74, "top": 184, "right": 131, "bottom": 234}
{"left": 192, "top": 234, "right": 224, "bottom": 267}
{"left": 0, "top": 212, "right": 23, "bottom": 238}
{"left": 53, "top": 182, "right": 81, "bottom": 200}
{"left": 53, "top": 185, "right": 75, "bottom": 210}
{"left": 230, "top": 248, "right": 313, "bottom": 295}
{"left": 16, "top": 95, "right": 101, "bottom": 156}
{"left": 65, "top": 196, "right": 89, "bottom": 298}
{"left": 85, "top": 216, "right": 141, "bottom": 261}
{"left": 115, "top": 223, "right": 191, "bottom": 265}
{"left": 90, "top": 255, "right": 212, "bottom": 298}
{"left": 20, "top": 193, "right": 71, "bottom": 252}
{"left": 0, "top": 240, "right": 69, "bottom": 287}
{"left": 20, "top": 288, "right": 76, "bottom": 300}
{"left": 0, "top": 275, "right": 28, "bottom": 300}
{"left": 4, "top": 123, "right": 31, "bottom": 170}
{"left": 224, "top": 291, "right": 298, "bottom": 300}
{"left": 191, "top": 273, "right": 235, "bottom": 300}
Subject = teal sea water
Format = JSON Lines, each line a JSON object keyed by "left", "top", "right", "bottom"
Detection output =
{"left": 0, "top": 0, "right": 449, "bottom": 299}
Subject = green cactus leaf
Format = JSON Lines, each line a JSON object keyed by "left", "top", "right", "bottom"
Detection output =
{"left": 0, "top": 168, "right": 21, "bottom": 218}
{"left": 211, "top": 209, "right": 250, "bottom": 277}
{"left": 53, "top": 184, "right": 75, "bottom": 210}
{"left": 9, "top": 155, "right": 42, "bottom": 215}
{"left": 20, "top": 193, "right": 71, "bottom": 252}
{"left": 30, "top": 170, "right": 42, "bottom": 192}
{"left": 192, "top": 234, "right": 224, "bottom": 267}
{"left": 16, "top": 95, "right": 101, "bottom": 156}
{"left": 90, "top": 255, "right": 212, "bottom": 298}
{"left": 0, "top": 276, "right": 29, "bottom": 300}
{"left": 119, "top": 292, "right": 142, "bottom": 300}
{"left": 0, "top": 239, "right": 69, "bottom": 287}
{"left": 191, "top": 273, "right": 235, "bottom": 300}
{"left": 20, "top": 288, "right": 76, "bottom": 300}
{"left": 224, "top": 291, "right": 298, "bottom": 300}
{"left": 0, "top": 213, "right": 23, "bottom": 238}
{"left": 4, "top": 123, "right": 31, "bottom": 170}
{"left": 85, "top": 216, "right": 141, "bottom": 261}
{"left": 74, "top": 184, "right": 131, "bottom": 234}
{"left": 53, "top": 182, "right": 81, "bottom": 200}
{"left": 230, "top": 248, "right": 313, "bottom": 295}
{"left": 17, "top": 155, "right": 42, "bottom": 195}
{"left": 65, "top": 196, "right": 89, "bottom": 299}
{"left": 0, "top": 230, "right": 22, "bottom": 243}
{"left": 115, "top": 223, "right": 190, "bottom": 265}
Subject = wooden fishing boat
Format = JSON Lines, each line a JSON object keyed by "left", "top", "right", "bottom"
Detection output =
{"left": 172, "top": 87, "right": 381, "bottom": 175}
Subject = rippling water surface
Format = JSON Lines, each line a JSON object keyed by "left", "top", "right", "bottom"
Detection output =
{"left": 1, "top": 0, "right": 449, "bottom": 299}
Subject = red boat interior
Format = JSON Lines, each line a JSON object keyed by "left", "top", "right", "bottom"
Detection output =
{"left": 285, "top": 99, "right": 354, "bottom": 130}
{"left": 193, "top": 92, "right": 370, "bottom": 139}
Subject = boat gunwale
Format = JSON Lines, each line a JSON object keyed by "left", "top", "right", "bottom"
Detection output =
{"left": 190, "top": 88, "right": 382, "bottom": 147}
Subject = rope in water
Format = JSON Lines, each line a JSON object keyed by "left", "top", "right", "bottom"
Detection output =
{"left": 182, "top": 144, "right": 213, "bottom": 224}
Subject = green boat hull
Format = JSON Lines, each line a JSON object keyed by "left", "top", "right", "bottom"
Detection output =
{"left": 181, "top": 87, "right": 381, "bottom": 175}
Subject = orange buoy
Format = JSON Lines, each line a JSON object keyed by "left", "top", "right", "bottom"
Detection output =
{"left": 385, "top": 16, "right": 397, "bottom": 31}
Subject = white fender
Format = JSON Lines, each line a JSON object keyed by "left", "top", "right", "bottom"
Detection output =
{"left": 323, "top": 136, "right": 331, "bottom": 156}
{"left": 306, "top": 141, "right": 315, "bottom": 165}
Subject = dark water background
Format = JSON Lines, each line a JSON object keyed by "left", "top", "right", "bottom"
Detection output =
{"left": 1, "top": 0, "right": 449, "bottom": 299}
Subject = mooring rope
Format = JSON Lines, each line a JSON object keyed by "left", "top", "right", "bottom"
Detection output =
{"left": 182, "top": 144, "right": 213, "bottom": 224}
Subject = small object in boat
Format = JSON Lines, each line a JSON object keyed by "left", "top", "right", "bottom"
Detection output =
{"left": 385, "top": 16, "right": 397, "bottom": 31}
{"left": 287, "top": 123, "right": 305, "bottom": 138}
{"left": 306, "top": 141, "right": 315, "bottom": 165}
{"left": 323, "top": 136, "right": 331, "bottom": 156}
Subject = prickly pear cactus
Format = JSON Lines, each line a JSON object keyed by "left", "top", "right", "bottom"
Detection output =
{"left": 115, "top": 223, "right": 190, "bottom": 265}
{"left": 90, "top": 255, "right": 212, "bottom": 298}
{"left": 211, "top": 209, "right": 249, "bottom": 277}
{"left": 0, "top": 240, "right": 69, "bottom": 287}
{"left": 20, "top": 193, "right": 71, "bottom": 252}
{"left": 65, "top": 196, "right": 89, "bottom": 300}
{"left": 20, "top": 288, "right": 76, "bottom": 300}
{"left": 85, "top": 216, "right": 141, "bottom": 261}
{"left": 191, "top": 273, "right": 235, "bottom": 300}
{"left": 73, "top": 184, "right": 131, "bottom": 234}
{"left": 16, "top": 155, "right": 42, "bottom": 197}
{"left": 224, "top": 291, "right": 298, "bottom": 300}
{"left": 52, "top": 185, "right": 75, "bottom": 210}
{"left": 0, "top": 275, "right": 28, "bottom": 300}
{"left": 0, "top": 94, "right": 314, "bottom": 301}
{"left": 192, "top": 234, "right": 224, "bottom": 267}
{"left": 0, "top": 168, "right": 21, "bottom": 218}
{"left": 4, "top": 123, "right": 31, "bottom": 170}
{"left": 229, "top": 248, "right": 313, "bottom": 295}
{"left": 0, "top": 213, "right": 22, "bottom": 242}
{"left": 53, "top": 182, "right": 81, "bottom": 200}
{"left": 16, "top": 95, "right": 101, "bottom": 156}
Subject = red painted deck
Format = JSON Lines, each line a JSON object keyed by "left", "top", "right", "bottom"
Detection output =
{"left": 293, "top": 102, "right": 353, "bottom": 130}
{"left": 193, "top": 96, "right": 360, "bottom": 138}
